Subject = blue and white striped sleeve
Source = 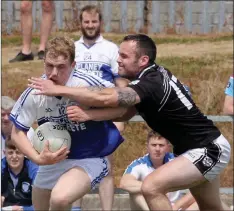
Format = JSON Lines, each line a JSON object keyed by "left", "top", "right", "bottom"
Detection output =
{"left": 9, "top": 88, "right": 38, "bottom": 132}
{"left": 123, "top": 160, "right": 141, "bottom": 180}
{"left": 225, "top": 76, "right": 233, "bottom": 97}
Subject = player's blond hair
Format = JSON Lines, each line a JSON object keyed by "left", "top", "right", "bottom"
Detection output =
{"left": 45, "top": 36, "right": 75, "bottom": 63}
{"left": 147, "top": 130, "right": 169, "bottom": 144}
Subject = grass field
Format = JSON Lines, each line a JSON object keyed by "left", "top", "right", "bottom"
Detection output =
{"left": 1, "top": 33, "right": 233, "bottom": 187}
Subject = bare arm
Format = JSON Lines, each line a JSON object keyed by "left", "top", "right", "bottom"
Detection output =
{"left": 119, "top": 174, "right": 143, "bottom": 194}
{"left": 67, "top": 106, "right": 137, "bottom": 122}
{"left": 11, "top": 125, "right": 69, "bottom": 165}
{"left": 11, "top": 125, "right": 40, "bottom": 164}
{"left": 172, "top": 192, "right": 196, "bottom": 210}
{"left": 223, "top": 95, "right": 233, "bottom": 115}
{"left": 28, "top": 78, "right": 141, "bottom": 108}
{"left": 114, "top": 77, "right": 130, "bottom": 88}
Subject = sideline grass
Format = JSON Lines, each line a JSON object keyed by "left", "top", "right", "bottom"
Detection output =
{"left": 1, "top": 33, "right": 233, "bottom": 47}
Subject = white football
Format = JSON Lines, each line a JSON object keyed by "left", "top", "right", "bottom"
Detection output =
{"left": 32, "top": 122, "right": 71, "bottom": 153}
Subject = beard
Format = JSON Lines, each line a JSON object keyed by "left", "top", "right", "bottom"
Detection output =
{"left": 81, "top": 26, "right": 101, "bottom": 40}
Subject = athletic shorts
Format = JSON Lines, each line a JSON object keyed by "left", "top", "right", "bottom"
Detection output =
{"left": 182, "top": 134, "right": 231, "bottom": 181}
{"left": 33, "top": 157, "right": 108, "bottom": 190}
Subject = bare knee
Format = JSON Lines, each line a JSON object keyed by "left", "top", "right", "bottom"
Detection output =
{"left": 141, "top": 178, "right": 166, "bottom": 198}
{"left": 41, "top": 1, "right": 54, "bottom": 13}
{"left": 141, "top": 179, "right": 157, "bottom": 197}
{"left": 50, "top": 193, "right": 71, "bottom": 208}
{"left": 20, "top": 1, "right": 32, "bottom": 14}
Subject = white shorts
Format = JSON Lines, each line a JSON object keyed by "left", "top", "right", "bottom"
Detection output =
{"left": 182, "top": 134, "right": 231, "bottom": 181}
{"left": 33, "top": 157, "right": 108, "bottom": 190}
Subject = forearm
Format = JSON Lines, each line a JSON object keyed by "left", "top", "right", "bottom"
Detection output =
{"left": 172, "top": 192, "right": 195, "bottom": 210}
{"left": 120, "top": 180, "right": 143, "bottom": 194}
{"left": 57, "top": 86, "right": 118, "bottom": 108}
{"left": 11, "top": 126, "right": 39, "bottom": 164}
{"left": 86, "top": 107, "right": 129, "bottom": 121}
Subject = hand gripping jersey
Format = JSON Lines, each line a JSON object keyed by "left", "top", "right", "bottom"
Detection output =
{"left": 225, "top": 75, "right": 233, "bottom": 97}
{"left": 10, "top": 70, "right": 124, "bottom": 159}
{"left": 74, "top": 35, "right": 120, "bottom": 83}
{"left": 128, "top": 64, "right": 221, "bottom": 155}
{"left": 124, "top": 153, "right": 181, "bottom": 203}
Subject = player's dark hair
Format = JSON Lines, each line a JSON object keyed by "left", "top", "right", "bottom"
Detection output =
{"left": 123, "top": 34, "right": 157, "bottom": 64}
{"left": 80, "top": 5, "right": 102, "bottom": 22}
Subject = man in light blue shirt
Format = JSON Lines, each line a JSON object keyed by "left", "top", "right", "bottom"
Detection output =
{"left": 223, "top": 75, "right": 233, "bottom": 115}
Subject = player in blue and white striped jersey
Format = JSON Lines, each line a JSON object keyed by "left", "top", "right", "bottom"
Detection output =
{"left": 120, "top": 131, "right": 181, "bottom": 210}
{"left": 10, "top": 37, "right": 124, "bottom": 211}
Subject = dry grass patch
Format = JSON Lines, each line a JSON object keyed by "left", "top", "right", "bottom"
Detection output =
{"left": 158, "top": 41, "right": 233, "bottom": 58}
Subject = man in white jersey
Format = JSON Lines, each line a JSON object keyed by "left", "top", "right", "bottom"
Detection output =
{"left": 120, "top": 131, "right": 181, "bottom": 210}
{"left": 10, "top": 36, "right": 124, "bottom": 211}
{"left": 1, "top": 96, "right": 34, "bottom": 158}
{"left": 74, "top": 5, "right": 128, "bottom": 210}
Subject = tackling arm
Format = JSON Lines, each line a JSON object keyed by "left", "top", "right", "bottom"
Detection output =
{"left": 28, "top": 78, "right": 141, "bottom": 108}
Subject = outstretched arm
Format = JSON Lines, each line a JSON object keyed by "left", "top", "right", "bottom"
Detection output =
{"left": 28, "top": 78, "right": 141, "bottom": 108}
{"left": 67, "top": 106, "right": 137, "bottom": 122}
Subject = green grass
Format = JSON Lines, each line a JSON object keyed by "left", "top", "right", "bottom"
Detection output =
{"left": 1, "top": 33, "right": 233, "bottom": 47}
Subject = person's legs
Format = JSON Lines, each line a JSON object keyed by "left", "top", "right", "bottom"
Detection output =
{"left": 20, "top": 1, "right": 33, "bottom": 54}
{"left": 142, "top": 135, "right": 230, "bottom": 211}
{"left": 38, "top": 1, "right": 54, "bottom": 55}
{"left": 32, "top": 186, "right": 51, "bottom": 211}
{"left": 190, "top": 176, "right": 228, "bottom": 211}
{"left": 142, "top": 155, "right": 205, "bottom": 210}
{"left": 9, "top": 1, "right": 34, "bottom": 63}
{"left": 98, "top": 155, "right": 114, "bottom": 211}
{"left": 50, "top": 167, "right": 91, "bottom": 211}
{"left": 129, "top": 193, "right": 149, "bottom": 211}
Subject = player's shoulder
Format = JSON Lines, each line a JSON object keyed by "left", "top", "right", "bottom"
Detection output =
{"left": 129, "top": 154, "right": 152, "bottom": 168}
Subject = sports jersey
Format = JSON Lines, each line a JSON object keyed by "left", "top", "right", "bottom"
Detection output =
{"left": 1, "top": 128, "right": 34, "bottom": 158}
{"left": 124, "top": 153, "right": 181, "bottom": 203}
{"left": 74, "top": 35, "right": 120, "bottom": 83}
{"left": 128, "top": 64, "right": 221, "bottom": 155}
{"left": 225, "top": 75, "right": 233, "bottom": 97}
{"left": 9, "top": 70, "right": 124, "bottom": 159}
{"left": 1, "top": 157, "right": 38, "bottom": 207}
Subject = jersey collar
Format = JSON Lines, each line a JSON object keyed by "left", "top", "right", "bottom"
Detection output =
{"left": 138, "top": 63, "right": 156, "bottom": 79}
{"left": 78, "top": 35, "right": 104, "bottom": 44}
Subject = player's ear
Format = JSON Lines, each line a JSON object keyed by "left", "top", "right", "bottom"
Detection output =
{"left": 139, "top": 55, "right": 149, "bottom": 67}
{"left": 71, "top": 61, "right": 76, "bottom": 69}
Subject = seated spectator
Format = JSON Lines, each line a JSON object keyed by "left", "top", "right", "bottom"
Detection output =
{"left": 1, "top": 136, "right": 38, "bottom": 211}
{"left": 1, "top": 96, "right": 35, "bottom": 158}
{"left": 120, "top": 130, "right": 181, "bottom": 210}
{"left": 120, "top": 131, "right": 232, "bottom": 211}
{"left": 223, "top": 75, "right": 233, "bottom": 115}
